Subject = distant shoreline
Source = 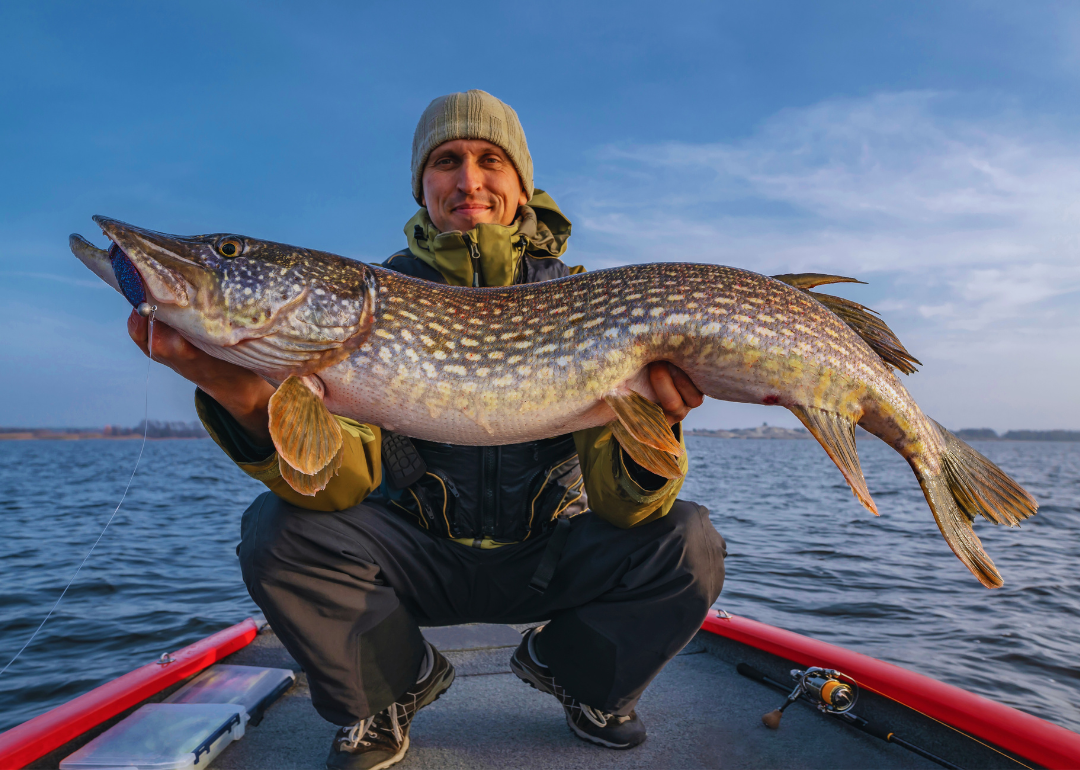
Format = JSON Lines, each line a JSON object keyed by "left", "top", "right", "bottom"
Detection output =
{"left": 688, "top": 426, "right": 1080, "bottom": 442}
{"left": 0, "top": 432, "right": 209, "bottom": 441}
{"left": 0, "top": 420, "right": 209, "bottom": 441}
{"left": 688, "top": 425, "right": 812, "bottom": 440}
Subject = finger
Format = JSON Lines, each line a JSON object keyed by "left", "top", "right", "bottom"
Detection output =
{"left": 127, "top": 310, "right": 150, "bottom": 357}
{"left": 667, "top": 364, "right": 704, "bottom": 408}
{"left": 649, "top": 362, "right": 690, "bottom": 424}
{"left": 147, "top": 320, "right": 191, "bottom": 365}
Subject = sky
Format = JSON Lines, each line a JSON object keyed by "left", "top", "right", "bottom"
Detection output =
{"left": 1, "top": 0, "right": 1078, "bottom": 431}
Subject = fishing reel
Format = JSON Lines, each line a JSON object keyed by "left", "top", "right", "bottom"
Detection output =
{"left": 762, "top": 667, "right": 859, "bottom": 729}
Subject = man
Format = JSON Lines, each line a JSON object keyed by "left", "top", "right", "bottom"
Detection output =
{"left": 130, "top": 90, "right": 727, "bottom": 770}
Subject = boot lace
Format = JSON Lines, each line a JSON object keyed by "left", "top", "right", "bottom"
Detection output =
{"left": 342, "top": 703, "right": 404, "bottom": 749}
{"left": 579, "top": 703, "right": 611, "bottom": 728}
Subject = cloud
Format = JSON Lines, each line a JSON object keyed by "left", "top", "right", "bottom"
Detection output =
{"left": 561, "top": 91, "right": 1080, "bottom": 429}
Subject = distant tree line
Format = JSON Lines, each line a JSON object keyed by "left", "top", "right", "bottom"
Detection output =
{"left": 103, "top": 420, "right": 209, "bottom": 438}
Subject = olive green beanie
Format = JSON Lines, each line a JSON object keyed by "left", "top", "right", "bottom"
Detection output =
{"left": 411, "top": 89, "right": 534, "bottom": 205}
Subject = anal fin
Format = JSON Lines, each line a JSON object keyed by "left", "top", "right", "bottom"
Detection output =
{"left": 610, "top": 420, "right": 684, "bottom": 480}
{"left": 790, "top": 405, "right": 877, "bottom": 514}
{"left": 269, "top": 375, "right": 343, "bottom": 476}
{"left": 603, "top": 391, "right": 683, "bottom": 456}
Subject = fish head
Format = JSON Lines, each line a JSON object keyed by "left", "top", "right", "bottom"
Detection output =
{"left": 90, "top": 216, "right": 377, "bottom": 378}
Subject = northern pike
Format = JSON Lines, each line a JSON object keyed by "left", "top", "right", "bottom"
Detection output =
{"left": 71, "top": 217, "right": 1037, "bottom": 588}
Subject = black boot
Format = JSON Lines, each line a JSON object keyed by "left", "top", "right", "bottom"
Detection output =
{"left": 510, "top": 626, "right": 646, "bottom": 749}
{"left": 327, "top": 642, "right": 455, "bottom": 769}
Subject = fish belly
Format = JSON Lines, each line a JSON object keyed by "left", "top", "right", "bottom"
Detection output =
{"left": 319, "top": 360, "right": 629, "bottom": 445}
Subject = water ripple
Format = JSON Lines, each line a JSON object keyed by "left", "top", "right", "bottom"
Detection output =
{"left": 1, "top": 437, "right": 1077, "bottom": 736}
{"left": 684, "top": 436, "right": 1080, "bottom": 733}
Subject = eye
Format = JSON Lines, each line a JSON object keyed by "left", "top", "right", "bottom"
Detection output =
{"left": 217, "top": 238, "right": 244, "bottom": 258}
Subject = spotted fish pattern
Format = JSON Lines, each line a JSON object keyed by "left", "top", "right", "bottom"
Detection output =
{"left": 72, "top": 218, "right": 1038, "bottom": 588}
{"left": 337, "top": 263, "right": 913, "bottom": 449}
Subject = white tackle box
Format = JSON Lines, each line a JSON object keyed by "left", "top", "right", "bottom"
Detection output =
{"left": 59, "top": 702, "right": 245, "bottom": 770}
{"left": 165, "top": 664, "right": 295, "bottom": 725}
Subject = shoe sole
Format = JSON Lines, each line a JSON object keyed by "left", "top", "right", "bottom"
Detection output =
{"left": 564, "top": 714, "right": 643, "bottom": 750}
{"left": 365, "top": 735, "right": 410, "bottom": 770}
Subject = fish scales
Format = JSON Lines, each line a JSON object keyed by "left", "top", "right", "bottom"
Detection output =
{"left": 71, "top": 218, "right": 1039, "bottom": 588}
{"left": 332, "top": 263, "right": 923, "bottom": 451}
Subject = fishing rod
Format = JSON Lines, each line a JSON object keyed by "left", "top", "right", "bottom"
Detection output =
{"left": 737, "top": 661, "right": 966, "bottom": 770}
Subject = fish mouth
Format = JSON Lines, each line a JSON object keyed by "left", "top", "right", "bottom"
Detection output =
{"left": 93, "top": 215, "right": 199, "bottom": 308}
{"left": 106, "top": 241, "right": 148, "bottom": 308}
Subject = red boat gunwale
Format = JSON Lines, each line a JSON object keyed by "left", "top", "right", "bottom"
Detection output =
{"left": 702, "top": 610, "right": 1080, "bottom": 770}
{"left": 0, "top": 617, "right": 259, "bottom": 770}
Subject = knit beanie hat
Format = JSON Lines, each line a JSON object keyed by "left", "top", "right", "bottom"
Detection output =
{"left": 411, "top": 90, "right": 534, "bottom": 205}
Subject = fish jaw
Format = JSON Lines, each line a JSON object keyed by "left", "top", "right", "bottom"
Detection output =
{"left": 87, "top": 216, "right": 378, "bottom": 379}
{"left": 69, "top": 234, "right": 122, "bottom": 294}
{"left": 93, "top": 216, "right": 198, "bottom": 308}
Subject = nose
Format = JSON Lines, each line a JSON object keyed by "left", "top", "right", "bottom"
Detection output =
{"left": 455, "top": 156, "right": 484, "bottom": 194}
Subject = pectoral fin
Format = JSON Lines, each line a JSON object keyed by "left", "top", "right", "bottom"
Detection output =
{"left": 268, "top": 375, "right": 343, "bottom": 476}
{"left": 278, "top": 447, "right": 343, "bottom": 496}
{"left": 790, "top": 405, "right": 877, "bottom": 514}
{"left": 603, "top": 391, "right": 683, "bottom": 456}
{"left": 610, "top": 420, "right": 685, "bottom": 479}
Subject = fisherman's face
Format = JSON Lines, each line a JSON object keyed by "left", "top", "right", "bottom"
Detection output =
{"left": 421, "top": 139, "right": 528, "bottom": 233}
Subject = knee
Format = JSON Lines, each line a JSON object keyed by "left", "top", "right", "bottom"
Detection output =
{"left": 237, "top": 492, "right": 306, "bottom": 588}
{"left": 662, "top": 500, "right": 727, "bottom": 598}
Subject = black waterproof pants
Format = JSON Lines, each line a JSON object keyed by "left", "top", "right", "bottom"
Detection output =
{"left": 238, "top": 493, "right": 727, "bottom": 725}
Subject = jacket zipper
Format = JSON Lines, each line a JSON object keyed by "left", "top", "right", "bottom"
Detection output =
{"left": 467, "top": 237, "right": 482, "bottom": 287}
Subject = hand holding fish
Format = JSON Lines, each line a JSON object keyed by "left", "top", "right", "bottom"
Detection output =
{"left": 650, "top": 362, "right": 705, "bottom": 426}
{"left": 126, "top": 308, "right": 275, "bottom": 445}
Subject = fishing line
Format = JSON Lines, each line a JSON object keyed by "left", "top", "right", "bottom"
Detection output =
{"left": 0, "top": 309, "right": 158, "bottom": 679}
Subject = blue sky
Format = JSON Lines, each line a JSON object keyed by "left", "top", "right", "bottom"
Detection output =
{"left": 2, "top": 1, "right": 1078, "bottom": 430}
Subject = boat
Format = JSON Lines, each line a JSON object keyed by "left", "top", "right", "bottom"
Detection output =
{"left": 2, "top": 610, "right": 1077, "bottom": 769}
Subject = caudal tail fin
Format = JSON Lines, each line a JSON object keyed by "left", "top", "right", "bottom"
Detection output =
{"left": 917, "top": 422, "right": 1038, "bottom": 588}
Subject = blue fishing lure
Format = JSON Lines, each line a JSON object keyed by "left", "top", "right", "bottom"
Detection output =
{"left": 108, "top": 243, "right": 146, "bottom": 308}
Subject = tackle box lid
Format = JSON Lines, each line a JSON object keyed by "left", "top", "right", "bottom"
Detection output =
{"left": 59, "top": 703, "right": 245, "bottom": 770}
{"left": 164, "top": 664, "right": 295, "bottom": 720}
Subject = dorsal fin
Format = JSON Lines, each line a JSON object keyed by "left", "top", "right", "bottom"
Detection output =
{"left": 771, "top": 273, "right": 865, "bottom": 290}
{"left": 772, "top": 273, "right": 922, "bottom": 375}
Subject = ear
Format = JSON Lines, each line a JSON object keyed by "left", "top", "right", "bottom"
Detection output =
{"left": 517, "top": 187, "right": 529, "bottom": 207}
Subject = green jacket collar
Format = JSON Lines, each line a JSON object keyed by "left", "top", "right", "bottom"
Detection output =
{"left": 404, "top": 189, "right": 572, "bottom": 287}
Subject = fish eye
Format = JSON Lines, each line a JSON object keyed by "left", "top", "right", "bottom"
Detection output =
{"left": 217, "top": 238, "right": 244, "bottom": 258}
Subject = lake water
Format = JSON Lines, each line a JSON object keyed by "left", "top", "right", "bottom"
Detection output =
{"left": 1, "top": 437, "right": 1077, "bottom": 734}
